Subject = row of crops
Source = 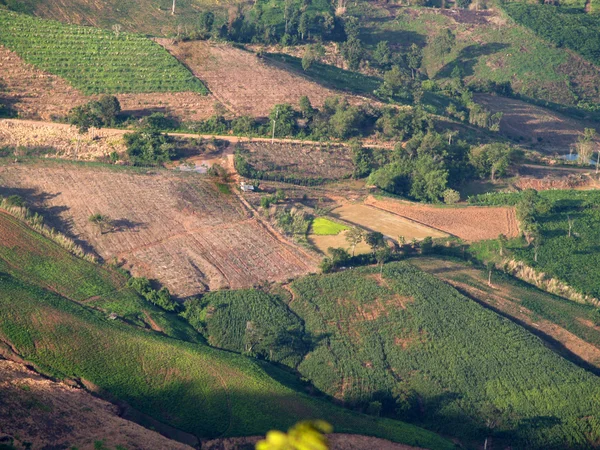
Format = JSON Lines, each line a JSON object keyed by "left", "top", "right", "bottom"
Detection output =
{"left": 189, "top": 259, "right": 600, "bottom": 448}
{"left": 0, "top": 10, "right": 207, "bottom": 94}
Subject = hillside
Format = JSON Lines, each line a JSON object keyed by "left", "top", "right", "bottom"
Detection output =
{"left": 0, "top": 272, "right": 453, "bottom": 448}
{"left": 195, "top": 263, "right": 600, "bottom": 448}
{"left": 351, "top": 3, "right": 600, "bottom": 108}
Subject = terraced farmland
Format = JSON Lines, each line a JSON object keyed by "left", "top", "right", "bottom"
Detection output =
{"left": 0, "top": 10, "right": 206, "bottom": 94}
{"left": 0, "top": 162, "right": 316, "bottom": 297}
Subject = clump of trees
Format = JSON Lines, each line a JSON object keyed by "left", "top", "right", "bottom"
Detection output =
{"left": 127, "top": 277, "right": 178, "bottom": 311}
{"left": 68, "top": 95, "right": 122, "bottom": 133}
{"left": 123, "top": 129, "right": 175, "bottom": 165}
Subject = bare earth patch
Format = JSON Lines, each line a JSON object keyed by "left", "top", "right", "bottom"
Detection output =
{"left": 157, "top": 40, "right": 345, "bottom": 117}
{"left": 0, "top": 164, "right": 316, "bottom": 297}
{"left": 0, "top": 359, "right": 192, "bottom": 450}
{"left": 474, "top": 94, "right": 599, "bottom": 154}
{"left": 365, "top": 196, "right": 519, "bottom": 242}
{"left": 0, "top": 45, "right": 216, "bottom": 122}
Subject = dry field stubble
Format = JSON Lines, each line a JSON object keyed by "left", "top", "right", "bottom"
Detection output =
{"left": 364, "top": 196, "right": 519, "bottom": 242}
{"left": 242, "top": 141, "right": 354, "bottom": 181}
{"left": 474, "top": 94, "right": 599, "bottom": 153}
{"left": 0, "top": 119, "right": 126, "bottom": 160}
{"left": 0, "top": 164, "right": 315, "bottom": 297}
{"left": 0, "top": 359, "right": 192, "bottom": 450}
{"left": 158, "top": 40, "right": 345, "bottom": 117}
{"left": 0, "top": 45, "right": 216, "bottom": 122}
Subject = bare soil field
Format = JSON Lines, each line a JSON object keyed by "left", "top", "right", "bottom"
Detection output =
{"left": 330, "top": 203, "right": 448, "bottom": 241}
{"left": 158, "top": 40, "right": 346, "bottom": 117}
{"left": 474, "top": 94, "right": 599, "bottom": 154}
{"left": 0, "top": 45, "right": 216, "bottom": 122}
{"left": 411, "top": 258, "right": 600, "bottom": 369}
{"left": 240, "top": 141, "right": 354, "bottom": 182}
{"left": 0, "top": 359, "right": 192, "bottom": 450}
{"left": 309, "top": 231, "right": 372, "bottom": 256}
{"left": 0, "top": 163, "right": 316, "bottom": 297}
{"left": 365, "top": 196, "right": 519, "bottom": 242}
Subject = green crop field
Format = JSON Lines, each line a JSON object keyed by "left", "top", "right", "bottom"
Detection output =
{"left": 0, "top": 272, "right": 454, "bottom": 449}
{"left": 286, "top": 263, "right": 600, "bottom": 449}
{"left": 0, "top": 209, "right": 200, "bottom": 342}
{"left": 0, "top": 10, "right": 207, "bottom": 94}
{"left": 311, "top": 217, "right": 349, "bottom": 235}
{"left": 470, "top": 190, "right": 600, "bottom": 300}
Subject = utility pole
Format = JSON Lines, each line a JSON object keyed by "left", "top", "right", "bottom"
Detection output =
{"left": 271, "top": 107, "right": 279, "bottom": 144}
{"left": 172, "top": 0, "right": 176, "bottom": 15}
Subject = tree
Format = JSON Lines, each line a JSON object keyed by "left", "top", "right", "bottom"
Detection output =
{"left": 469, "top": 143, "right": 516, "bottom": 181}
{"left": 88, "top": 213, "right": 114, "bottom": 235}
{"left": 575, "top": 128, "right": 597, "bottom": 165}
{"left": 376, "top": 246, "right": 391, "bottom": 275}
{"left": 351, "top": 142, "right": 373, "bottom": 178}
{"left": 97, "top": 95, "right": 121, "bottom": 126}
{"left": 341, "top": 36, "right": 363, "bottom": 70}
{"left": 299, "top": 96, "right": 315, "bottom": 120}
{"left": 406, "top": 43, "right": 423, "bottom": 79}
{"left": 302, "top": 43, "right": 325, "bottom": 71}
{"left": 494, "top": 233, "right": 507, "bottom": 257}
{"left": 486, "top": 261, "right": 495, "bottom": 287}
{"left": 199, "top": 11, "right": 215, "bottom": 33}
{"left": 269, "top": 104, "right": 297, "bottom": 137}
{"left": 373, "top": 41, "right": 392, "bottom": 69}
{"left": 443, "top": 188, "right": 460, "bottom": 204}
{"left": 345, "top": 227, "right": 365, "bottom": 256}
{"left": 376, "top": 66, "right": 412, "bottom": 102}
{"left": 124, "top": 130, "right": 175, "bottom": 165}
{"left": 410, "top": 155, "right": 448, "bottom": 202}
{"left": 366, "top": 231, "right": 385, "bottom": 252}
{"left": 298, "top": 12, "right": 310, "bottom": 41}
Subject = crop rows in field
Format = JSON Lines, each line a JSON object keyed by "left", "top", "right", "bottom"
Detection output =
{"left": 0, "top": 272, "right": 454, "bottom": 449}
{"left": 0, "top": 162, "right": 315, "bottom": 297}
{"left": 287, "top": 263, "right": 600, "bottom": 448}
{"left": 0, "top": 10, "right": 207, "bottom": 94}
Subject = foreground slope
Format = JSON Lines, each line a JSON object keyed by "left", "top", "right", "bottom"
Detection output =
{"left": 0, "top": 359, "right": 193, "bottom": 450}
{"left": 0, "top": 271, "right": 453, "bottom": 449}
{"left": 0, "top": 162, "right": 316, "bottom": 297}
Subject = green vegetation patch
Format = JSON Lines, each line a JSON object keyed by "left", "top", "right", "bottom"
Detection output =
{"left": 311, "top": 217, "right": 349, "bottom": 235}
{"left": 0, "top": 272, "right": 454, "bottom": 449}
{"left": 0, "top": 10, "right": 207, "bottom": 94}
{"left": 471, "top": 189, "right": 600, "bottom": 299}
{"left": 287, "top": 262, "right": 600, "bottom": 448}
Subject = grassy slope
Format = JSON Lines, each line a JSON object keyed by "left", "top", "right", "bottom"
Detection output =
{"left": 352, "top": 3, "right": 600, "bottom": 107}
{"left": 0, "top": 10, "right": 206, "bottom": 94}
{"left": 0, "top": 210, "right": 199, "bottom": 342}
{"left": 288, "top": 262, "right": 600, "bottom": 449}
{"left": 0, "top": 210, "right": 453, "bottom": 449}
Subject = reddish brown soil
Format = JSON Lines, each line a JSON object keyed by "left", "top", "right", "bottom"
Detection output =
{"left": 0, "top": 359, "right": 192, "bottom": 450}
{"left": 157, "top": 40, "right": 345, "bottom": 117}
{"left": 0, "top": 45, "right": 216, "bottom": 122}
{"left": 365, "top": 196, "right": 519, "bottom": 242}
{"left": 0, "top": 163, "right": 316, "bottom": 297}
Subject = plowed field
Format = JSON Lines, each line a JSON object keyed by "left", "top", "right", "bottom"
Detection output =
{"left": 0, "top": 163, "right": 316, "bottom": 297}
{"left": 364, "top": 196, "right": 519, "bottom": 242}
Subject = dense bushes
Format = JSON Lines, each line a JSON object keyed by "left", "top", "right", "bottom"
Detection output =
{"left": 123, "top": 130, "right": 175, "bottom": 165}
{"left": 126, "top": 277, "right": 177, "bottom": 311}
